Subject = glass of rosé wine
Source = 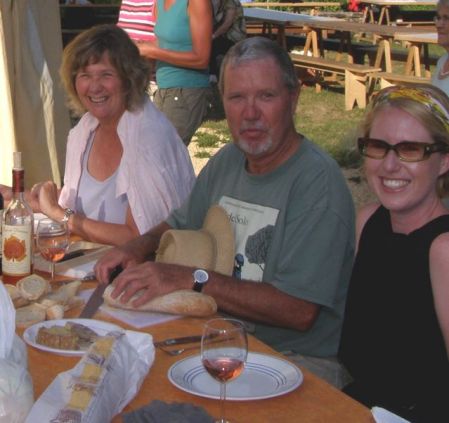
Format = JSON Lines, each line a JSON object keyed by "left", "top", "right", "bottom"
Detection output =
{"left": 201, "top": 318, "right": 248, "bottom": 423}
{"left": 36, "top": 218, "right": 69, "bottom": 281}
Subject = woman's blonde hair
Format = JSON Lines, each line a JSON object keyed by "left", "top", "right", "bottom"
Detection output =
{"left": 60, "top": 24, "right": 150, "bottom": 116}
{"left": 361, "top": 84, "right": 449, "bottom": 197}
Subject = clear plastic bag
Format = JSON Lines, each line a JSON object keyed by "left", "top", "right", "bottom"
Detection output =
{"left": 0, "top": 282, "right": 34, "bottom": 423}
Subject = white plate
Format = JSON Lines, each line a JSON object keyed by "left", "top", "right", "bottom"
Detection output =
{"left": 23, "top": 318, "right": 122, "bottom": 357}
{"left": 168, "top": 352, "right": 303, "bottom": 401}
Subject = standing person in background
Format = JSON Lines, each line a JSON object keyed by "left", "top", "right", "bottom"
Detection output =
{"left": 1, "top": 25, "right": 195, "bottom": 246}
{"left": 210, "top": 0, "right": 246, "bottom": 82}
{"left": 339, "top": 85, "right": 449, "bottom": 422}
{"left": 117, "top": 0, "right": 156, "bottom": 42}
{"left": 135, "top": 0, "right": 213, "bottom": 146}
{"left": 117, "top": 0, "right": 158, "bottom": 98}
{"left": 433, "top": 0, "right": 449, "bottom": 95}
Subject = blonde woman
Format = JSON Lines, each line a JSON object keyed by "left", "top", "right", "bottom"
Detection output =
{"left": 339, "top": 85, "right": 449, "bottom": 422}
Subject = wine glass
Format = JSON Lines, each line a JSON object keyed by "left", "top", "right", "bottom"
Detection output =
{"left": 36, "top": 218, "right": 70, "bottom": 281}
{"left": 201, "top": 318, "right": 248, "bottom": 423}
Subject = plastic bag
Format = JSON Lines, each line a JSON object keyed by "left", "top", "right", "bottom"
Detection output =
{"left": 0, "top": 282, "right": 34, "bottom": 423}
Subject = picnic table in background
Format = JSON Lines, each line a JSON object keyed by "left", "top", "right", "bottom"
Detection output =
{"left": 243, "top": 2, "right": 341, "bottom": 15}
{"left": 393, "top": 31, "right": 437, "bottom": 76}
{"left": 244, "top": 8, "right": 435, "bottom": 108}
{"left": 359, "top": 0, "right": 437, "bottom": 25}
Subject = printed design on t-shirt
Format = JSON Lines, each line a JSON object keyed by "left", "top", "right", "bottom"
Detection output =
{"left": 219, "top": 196, "right": 279, "bottom": 282}
{"left": 245, "top": 224, "right": 274, "bottom": 272}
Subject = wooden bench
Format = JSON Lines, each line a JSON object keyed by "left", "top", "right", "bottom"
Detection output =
{"left": 373, "top": 72, "right": 431, "bottom": 89}
{"left": 290, "top": 53, "right": 381, "bottom": 110}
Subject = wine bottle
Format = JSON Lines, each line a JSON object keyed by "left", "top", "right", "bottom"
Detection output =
{"left": 0, "top": 190, "right": 3, "bottom": 275}
{"left": 1, "top": 152, "right": 34, "bottom": 284}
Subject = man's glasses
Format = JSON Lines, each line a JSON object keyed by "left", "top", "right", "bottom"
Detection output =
{"left": 434, "top": 14, "right": 449, "bottom": 24}
{"left": 357, "top": 138, "right": 449, "bottom": 162}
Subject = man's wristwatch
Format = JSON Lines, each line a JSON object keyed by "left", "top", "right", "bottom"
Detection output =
{"left": 193, "top": 269, "right": 209, "bottom": 292}
{"left": 62, "top": 208, "right": 75, "bottom": 223}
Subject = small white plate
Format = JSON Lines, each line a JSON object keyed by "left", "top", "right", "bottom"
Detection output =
{"left": 168, "top": 352, "right": 303, "bottom": 401}
{"left": 23, "top": 318, "right": 122, "bottom": 357}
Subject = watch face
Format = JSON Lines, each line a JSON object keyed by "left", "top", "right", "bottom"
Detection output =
{"left": 194, "top": 269, "right": 209, "bottom": 284}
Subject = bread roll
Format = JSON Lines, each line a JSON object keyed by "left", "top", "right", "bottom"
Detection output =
{"left": 17, "top": 274, "right": 50, "bottom": 301}
{"left": 64, "top": 296, "right": 85, "bottom": 311}
{"left": 41, "top": 280, "right": 81, "bottom": 306}
{"left": 15, "top": 303, "right": 47, "bottom": 328}
{"left": 46, "top": 304, "right": 65, "bottom": 320}
{"left": 4, "top": 283, "right": 29, "bottom": 308}
{"left": 103, "top": 286, "right": 217, "bottom": 317}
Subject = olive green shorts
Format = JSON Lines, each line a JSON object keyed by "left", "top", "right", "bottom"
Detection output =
{"left": 154, "top": 87, "right": 213, "bottom": 146}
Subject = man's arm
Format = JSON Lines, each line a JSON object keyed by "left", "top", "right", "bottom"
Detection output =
{"left": 107, "top": 261, "right": 320, "bottom": 332}
{"left": 204, "top": 273, "right": 320, "bottom": 331}
{"left": 94, "top": 221, "right": 172, "bottom": 283}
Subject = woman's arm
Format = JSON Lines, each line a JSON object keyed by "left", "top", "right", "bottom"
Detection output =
{"left": 38, "top": 181, "right": 140, "bottom": 246}
{"left": 429, "top": 233, "right": 449, "bottom": 357}
{"left": 137, "top": 0, "right": 212, "bottom": 69}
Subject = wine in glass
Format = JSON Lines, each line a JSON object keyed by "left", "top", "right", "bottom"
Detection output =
{"left": 36, "top": 218, "right": 70, "bottom": 281}
{"left": 201, "top": 318, "right": 248, "bottom": 423}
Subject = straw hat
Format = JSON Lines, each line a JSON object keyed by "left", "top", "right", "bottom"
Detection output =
{"left": 155, "top": 205, "right": 235, "bottom": 276}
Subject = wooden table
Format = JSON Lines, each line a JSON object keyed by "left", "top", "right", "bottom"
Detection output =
{"left": 21, "top": 282, "right": 374, "bottom": 422}
{"left": 359, "top": 0, "right": 437, "bottom": 25}
{"left": 243, "top": 2, "right": 341, "bottom": 16}
{"left": 244, "top": 8, "right": 435, "bottom": 72}
{"left": 244, "top": 8, "right": 342, "bottom": 49}
{"left": 394, "top": 31, "right": 437, "bottom": 76}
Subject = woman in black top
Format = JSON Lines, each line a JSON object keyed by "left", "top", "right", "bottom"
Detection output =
{"left": 339, "top": 85, "right": 449, "bottom": 422}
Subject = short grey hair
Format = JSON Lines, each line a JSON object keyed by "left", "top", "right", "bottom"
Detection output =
{"left": 218, "top": 36, "right": 299, "bottom": 94}
{"left": 438, "top": 0, "right": 449, "bottom": 8}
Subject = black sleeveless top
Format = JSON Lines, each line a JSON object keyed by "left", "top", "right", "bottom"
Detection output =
{"left": 339, "top": 206, "right": 449, "bottom": 422}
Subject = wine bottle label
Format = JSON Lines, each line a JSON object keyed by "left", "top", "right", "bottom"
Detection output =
{"left": 2, "top": 224, "right": 32, "bottom": 276}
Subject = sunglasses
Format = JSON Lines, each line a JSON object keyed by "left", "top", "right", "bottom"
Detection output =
{"left": 357, "top": 138, "right": 449, "bottom": 162}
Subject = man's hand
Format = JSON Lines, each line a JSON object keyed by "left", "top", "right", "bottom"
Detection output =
{"left": 95, "top": 245, "right": 143, "bottom": 284}
{"left": 107, "top": 261, "right": 191, "bottom": 308}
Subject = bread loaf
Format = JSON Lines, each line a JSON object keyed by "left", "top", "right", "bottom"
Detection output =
{"left": 103, "top": 286, "right": 217, "bottom": 317}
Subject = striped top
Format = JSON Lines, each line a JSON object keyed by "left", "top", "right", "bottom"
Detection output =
{"left": 117, "top": 0, "right": 156, "bottom": 41}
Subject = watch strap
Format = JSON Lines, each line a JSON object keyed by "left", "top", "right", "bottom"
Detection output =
{"left": 62, "top": 208, "right": 75, "bottom": 223}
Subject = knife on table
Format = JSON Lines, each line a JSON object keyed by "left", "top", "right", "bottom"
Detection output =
{"left": 78, "top": 265, "right": 123, "bottom": 319}
{"left": 153, "top": 335, "right": 203, "bottom": 347}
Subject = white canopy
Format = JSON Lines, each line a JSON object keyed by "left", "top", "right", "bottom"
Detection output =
{"left": 0, "top": 0, "right": 70, "bottom": 188}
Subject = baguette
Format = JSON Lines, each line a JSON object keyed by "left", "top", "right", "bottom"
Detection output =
{"left": 103, "top": 286, "right": 217, "bottom": 317}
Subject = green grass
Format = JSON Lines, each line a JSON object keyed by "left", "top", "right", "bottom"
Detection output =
{"left": 197, "top": 85, "right": 365, "bottom": 167}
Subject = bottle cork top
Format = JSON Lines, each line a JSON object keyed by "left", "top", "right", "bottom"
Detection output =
{"left": 13, "top": 152, "right": 23, "bottom": 170}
